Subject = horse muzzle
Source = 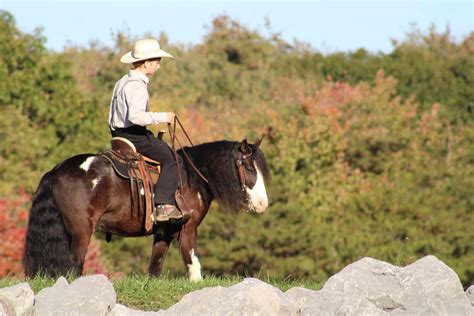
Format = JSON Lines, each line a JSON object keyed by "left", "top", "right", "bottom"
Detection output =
{"left": 246, "top": 194, "right": 268, "bottom": 213}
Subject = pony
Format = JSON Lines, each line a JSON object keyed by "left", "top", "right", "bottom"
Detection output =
{"left": 23, "top": 138, "right": 270, "bottom": 281}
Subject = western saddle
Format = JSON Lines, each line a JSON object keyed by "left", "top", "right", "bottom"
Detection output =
{"left": 101, "top": 135, "right": 194, "bottom": 240}
{"left": 101, "top": 137, "right": 160, "bottom": 234}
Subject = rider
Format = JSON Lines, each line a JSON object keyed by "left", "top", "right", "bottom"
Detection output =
{"left": 108, "top": 38, "right": 182, "bottom": 222}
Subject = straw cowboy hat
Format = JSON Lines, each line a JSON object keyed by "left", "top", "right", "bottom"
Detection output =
{"left": 120, "top": 39, "right": 174, "bottom": 64}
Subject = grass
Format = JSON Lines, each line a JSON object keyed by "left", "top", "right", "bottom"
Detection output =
{"left": 0, "top": 274, "right": 321, "bottom": 311}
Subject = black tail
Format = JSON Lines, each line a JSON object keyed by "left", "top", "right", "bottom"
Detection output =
{"left": 23, "top": 168, "right": 77, "bottom": 277}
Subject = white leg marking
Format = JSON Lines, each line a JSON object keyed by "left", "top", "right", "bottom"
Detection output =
{"left": 187, "top": 249, "right": 202, "bottom": 282}
{"left": 140, "top": 187, "right": 145, "bottom": 196}
{"left": 246, "top": 163, "right": 269, "bottom": 213}
{"left": 91, "top": 177, "right": 101, "bottom": 189}
{"left": 80, "top": 156, "right": 95, "bottom": 172}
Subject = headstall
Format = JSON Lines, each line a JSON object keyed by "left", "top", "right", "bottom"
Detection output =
{"left": 236, "top": 147, "right": 253, "bottom": 207}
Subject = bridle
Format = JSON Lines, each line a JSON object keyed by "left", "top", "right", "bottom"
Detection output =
{"left": 236, "top": 146, "right": 253, "bottom": 207}
{"left": 168, "top": 117, "right": 256, "bottom": 209}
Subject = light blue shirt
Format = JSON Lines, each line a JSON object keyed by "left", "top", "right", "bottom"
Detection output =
{"left": 108, "top": 70, "right": 168, "bottom": 131}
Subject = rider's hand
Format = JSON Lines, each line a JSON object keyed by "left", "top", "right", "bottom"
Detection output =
{"left": 165, "top": 112, "right": 175, "bottom": 124}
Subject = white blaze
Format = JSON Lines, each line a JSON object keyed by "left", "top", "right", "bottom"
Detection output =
{"left": 80, "top": 157, "right": 95, "bottom": 172}
{"left": 246, "top": 163, "right": 268, "bottom": 213}
{"left": 187, "top": 249, "right": 202, "bottom": 282}
{"left": 91, "top": 177, "right": 101, "bottom": 189}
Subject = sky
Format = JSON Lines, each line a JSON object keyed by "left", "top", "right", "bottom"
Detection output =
{"left": 1, "top": 1, "right": 473, "bottom": 53}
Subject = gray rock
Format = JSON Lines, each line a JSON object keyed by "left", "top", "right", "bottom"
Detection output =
{"left": 399, "top": 255, "right": 472, "bottom": 315}
{"left": 301, "top": 290, "right": 388, "bottom": 316}
{"left": 466, "top": 285, "right": 474, "bottom": 307}
{"left": 0, "top": 282, "right": 35, "bottom": 316}
{"left": 158, "top": 278, "right": 282, "bottom": 315}
{"left": 53, "top": 276, "right": 70, "bottom": 289}
{"left": 301, "top": 255, "right": 473, "bottom": 315}
{"left": 279, "top": 287, "right": 317, "bottom": 315}
{"left": 34, "top": 274, "right": 116, "bottom": 316}
{"left": 17, "top": 256, "right": 470, "bottom": 316}
{"left": 107, "top": 303, "right": 159, "bottom": 316}
{"left": 0, "top": 294, "right": 16, "bottom": 316}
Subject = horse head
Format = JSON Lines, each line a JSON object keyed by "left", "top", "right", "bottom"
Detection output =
{"left": 237, "top": 138, "right": 269, "bottom": 213}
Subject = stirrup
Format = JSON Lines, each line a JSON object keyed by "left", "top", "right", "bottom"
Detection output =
{"left": 155, "top": 204, "right": 182, "bottom": 222}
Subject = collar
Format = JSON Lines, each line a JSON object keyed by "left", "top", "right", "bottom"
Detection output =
{"left": 128, "top": 69, "right": 149, "bottom": 85}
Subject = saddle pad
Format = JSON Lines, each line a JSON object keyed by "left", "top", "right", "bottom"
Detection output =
{"left": 101, "top": 151, "right": 131, "bottom": 179}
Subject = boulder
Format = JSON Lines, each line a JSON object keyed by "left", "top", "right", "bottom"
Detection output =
{"left": 301, "top": 255, "right": 473, "bottom": 315}
{"left": 279, "top": 287, "right": 318, "bottom": 315}
{"left": 108, "top": 303, "right": 159, "bottom": 316}
{"left": 34, "top": 274, "right": 116, "bottom": 315}
{"left": 158, "top": 278, "right": 282, "bottom": 315}
{"left": 0, "top": 294, "right": 16, "bottom": 316}
{"left": 466, "top": 285, "right": 474, "bottom": 307}
{"left": 1, "top": 256, "right": 471, "bottom": 315}
{"left": 301, "top": 290, "right": 388, "bottom": 315}
{"left": 0, "top": 282, "right": 35, "bottom": 316}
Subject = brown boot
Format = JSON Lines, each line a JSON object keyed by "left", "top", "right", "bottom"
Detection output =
{"left": 156, "top": 204, "right": 183, "bottom": 222}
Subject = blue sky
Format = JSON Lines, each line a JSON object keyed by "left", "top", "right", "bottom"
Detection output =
{"left": 2, "top": 1, "right": 473, "bottom": 53}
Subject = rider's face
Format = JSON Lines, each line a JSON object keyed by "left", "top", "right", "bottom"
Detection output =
{"left": 146, "top": 59, "right": 161, "bottom": 75}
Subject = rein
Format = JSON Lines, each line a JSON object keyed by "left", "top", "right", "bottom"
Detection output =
{"left": 167, "top": 116, "right": 253, "bottom": 209}
{"left": 167, "top": 117, "right": 209, "bottom": 191}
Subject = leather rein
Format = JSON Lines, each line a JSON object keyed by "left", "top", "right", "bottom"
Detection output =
{"left": 168, "top": 117, "right": 254, "bottom": 208}
{"left": 168, "top": 117, "right": 208, "bottom": 192}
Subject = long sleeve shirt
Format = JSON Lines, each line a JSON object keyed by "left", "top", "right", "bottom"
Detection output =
{"left": 108, "top": 70, "right": 168, "bottom": 131}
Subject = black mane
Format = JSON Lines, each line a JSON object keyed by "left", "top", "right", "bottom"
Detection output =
{"left": 178, "top": 140, "right": 270, "bottom": 212}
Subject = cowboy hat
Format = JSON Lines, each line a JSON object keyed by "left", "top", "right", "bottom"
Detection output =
{"left": 120, "top": 39, "right": 174, "bottom": 64}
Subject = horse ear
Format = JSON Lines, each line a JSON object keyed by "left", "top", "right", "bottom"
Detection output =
{"left": 254, "top": 135, "right": 265, "bottom": 148}
{"left": 239, "top": 139, "right": 249, "bottom": 153}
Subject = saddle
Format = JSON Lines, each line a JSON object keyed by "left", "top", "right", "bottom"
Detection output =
{"left": 101, "top": 137, "right": 193, "bottom": 235}
{"left": 101, "top": 137, "right": 159, "bottom": 234}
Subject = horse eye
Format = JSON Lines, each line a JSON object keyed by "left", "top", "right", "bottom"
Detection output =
{"left": 245, "top": 164, "right": 254, "bottom": 172}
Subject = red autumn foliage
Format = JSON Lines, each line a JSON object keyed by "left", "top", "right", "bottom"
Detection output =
{"left": 0, "top": 188, "right": 107, "bottom": 277}
{"left": 83, "top": 238, "right": 107, "bottom": 275}
{"left": 0, "top": 189, "right": 28, "bottom": 276}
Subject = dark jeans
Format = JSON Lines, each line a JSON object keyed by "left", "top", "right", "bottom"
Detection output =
{"left": 111, "top": 126, "right": 178, "bottom": 206}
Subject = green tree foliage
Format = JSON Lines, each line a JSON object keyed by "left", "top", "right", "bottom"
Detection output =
{"left": 0, "top": 11, "right": 108, "bottom": 193}
{"left": 0, "top": 11, "right": 54, "bottom": 192}
{"left": 197, "top": 72, "right": 473, "bottom": 284}
{"left": 1, "top": 12, "right": 472, "bottom": 285}
{"left": 385, "top": 26, "right": 474, "bottom": 123}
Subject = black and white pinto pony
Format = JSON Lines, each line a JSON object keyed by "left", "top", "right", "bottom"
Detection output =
{"left": 23, "top": 138, "right": 270, "bottom": 281}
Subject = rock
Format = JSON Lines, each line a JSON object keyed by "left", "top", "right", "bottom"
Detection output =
{"left": 0, "top": 282, "right": 35, "bottom": 316}
{"left": 279, "top": 287, "right": 317, "bottom": 315}
{"left": 108, "top": 303, "right": 159, "bottom": 316}
{"left": 2, "top": 256, "right": 466, "bottom": 315}
{"left": 0, "top": 294, "right": 16, "bottom": 316}
{"left": 158, "top": 278, "right": 282, "bottom": 315}
{"left": 51, "top": 276, "right": 70, "bottom": 291}
{"left": 301, "top": 255, "right": 473, "bottom": 315}
{"left": 34, "top": 274, "right": 116, "bottom": 315}
{"left": 302, "top": 290, "right": 388, "bottom": 316}
{"left": 466, "top": 285, "right": 474, "bottom": 307}
{"left": 400, "top": 255, "right": 472, "bottom": 314}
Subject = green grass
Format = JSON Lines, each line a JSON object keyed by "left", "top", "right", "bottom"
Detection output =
{"left": 0, "top": 274, "right": 321, "bottom": 311}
